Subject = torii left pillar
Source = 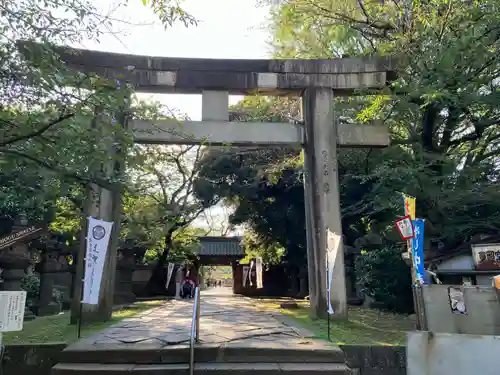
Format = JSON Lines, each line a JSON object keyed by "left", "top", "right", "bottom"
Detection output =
{"left": 71, "top": 98, "right": 129, "bottom": 324}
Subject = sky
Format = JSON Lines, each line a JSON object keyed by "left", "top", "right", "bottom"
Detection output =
{"left": 82, "top": 0, "right": 272, "bottom": 120}
{"left": 79, "top": 0, "right": 273, "bottom": 233}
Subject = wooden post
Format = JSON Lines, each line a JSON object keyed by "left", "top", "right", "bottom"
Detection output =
{"left": 407, "top": 239, "right": 428, "bottom": 330}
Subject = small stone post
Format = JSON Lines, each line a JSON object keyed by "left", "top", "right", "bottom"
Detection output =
{"left": 114, "top": 248, "right": 137, "bottom": 304}
{"left": 36, "top": 243, "right": 62, "bottom": 316}
{"left": 344, "top": 241, "right": 364, "bottom": 305}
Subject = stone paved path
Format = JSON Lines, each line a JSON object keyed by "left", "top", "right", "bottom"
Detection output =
{"left": 77, "top": 288, "right": 329, "bottom": 350}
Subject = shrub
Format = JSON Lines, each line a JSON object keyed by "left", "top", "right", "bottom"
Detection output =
{"left": 21, "top": 274, "right": 40, "bottom": 308}
{"left": 355, "top": 246, "right": 414, "bottom": 314}
{"left": 21, "top": 274, "right": 63, "bottom": 308}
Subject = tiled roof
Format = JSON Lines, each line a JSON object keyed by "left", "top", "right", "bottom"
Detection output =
{"left": 197, "top": 236, "right": 244, "bottom": 256}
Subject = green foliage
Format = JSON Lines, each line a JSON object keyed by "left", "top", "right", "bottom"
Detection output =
{"left": 241, "top": 231, "right": 285, "bottom": 265}
{"left": 140, "top": 0, "right": 197, "bottom": 28}
{"left": 264, "top": 0, "right": 500, "bottom": 255}
{"left": 0, "top": 0, "right": 195, "bottom": 229}
{"left": 198, "top": 0, "right": 500, "bottom": 311}
{"left": 49, "top": 189, "right": 86, "bottom": 236}
{"left": 195, "top": 98, "right": 381, "bottom": 266}
{"left": 21, "top": 274, "right": 40, "bottom": 308}
{"left": 0, "top": 165, "right": 62, "bottom": 235}
{"left": 121, "top": 193, "right": 165, "bottom": 251}
{"left": 355, "top": 247, "right": 414, "bottom": 314}
{"left": 194, "top": 96, "right": 306, "bottom": 266}
{"left": 141, "top": 226, "right": 204, "bottom": 264}
{"left": 169, "top": 227, "right": 205, "bottom": 263}
{"left": 21, "top": 274, "right": 62, "bottom": 308}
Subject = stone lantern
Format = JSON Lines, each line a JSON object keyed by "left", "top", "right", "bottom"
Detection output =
{"left": 0, "top": 213, "right": 36, "bottom": 320}
{"left": 35, "top": 237, "right": 63, "bottom": 316}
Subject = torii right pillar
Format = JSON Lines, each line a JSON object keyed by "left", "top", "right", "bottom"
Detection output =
{"left": 303, "top": 88, "right": 348, "bottom": 320}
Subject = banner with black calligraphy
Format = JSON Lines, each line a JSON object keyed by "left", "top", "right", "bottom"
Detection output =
{"left": 326, "top": 229, "right": 341, "bottom": 315}
{"left": 82, "top": 217, "right": 114, "bottom": 305}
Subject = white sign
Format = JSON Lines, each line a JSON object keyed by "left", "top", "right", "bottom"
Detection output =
{"left": 83, "top": 217, "right": 113, "bottom": 305}
{"left": 165, "top": 263, "right": 175, "bottom": 289}
{"left": 326, "top": 230, "right": 341, "bottom": 315}
{"left": 0, "top": 291, "right": 27, "bottom": 332}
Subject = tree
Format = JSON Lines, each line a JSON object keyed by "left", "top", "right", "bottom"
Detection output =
{"left": 194, "top": 96, "right": 306, "bottom": 262}
{"left": 266, "top": 0, "right": 500, "bottom": 255}
{"left": 194, "top": 98, "right": 383, "bottom": 279}
{"left": 0, "top": 0, "right": 196, "bottom": 223}
{"left": 195, "top": 0, "right": 500, "bottom": 310}
{"left": 201, "top": 205, "right": 235, "bottom": 237}
{"left": 130, "top": 143, "right": 215, "bottom": 294}
{"left": 356, "top": 246, "right": 413, "bottom": 313}
{"left": 1, "top": 0, "right": 200, "bottom": 320}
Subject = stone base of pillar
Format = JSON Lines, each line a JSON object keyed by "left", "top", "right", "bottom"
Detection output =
{"left": 80, "top": 308, "right": 112, "bottom": 324}
{"left": 35, "top": 302, "right": 61, "bottom": 316}
{"left": 175, "top": 282, "right": 181, "bottom": 299}
{"left": 114, "top": 291, "right": 136, "bottom": 305}
{"left": 347, "top": 297, "right": 365, "bottom": 306}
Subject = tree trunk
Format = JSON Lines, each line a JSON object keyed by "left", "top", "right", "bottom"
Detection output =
{"left": 145, "top": 233, "right": 173, "bottom": 296}
{"left": 145, "top": 220, "right": 187, "bottom": 296}
{"left": 290, "top": 266, "right": 299, "bottom": 297}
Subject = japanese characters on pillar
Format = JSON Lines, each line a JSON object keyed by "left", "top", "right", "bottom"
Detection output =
{"left": 82, "top": 217, "right": 114, "bottom": 305}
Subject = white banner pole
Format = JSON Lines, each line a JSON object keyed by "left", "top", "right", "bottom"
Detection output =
{"left": 82, "top": 217, "right": 114, "bottom": 305}
{"left": 166, "top": 263, "right": 175, "bottom": 291}
{"left": 326, "top": 230, "right": 341, "bottom": 315}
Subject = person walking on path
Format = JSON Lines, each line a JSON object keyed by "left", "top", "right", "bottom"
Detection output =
{"left": 188, "top": 263, "right": 199, "bottom": 288}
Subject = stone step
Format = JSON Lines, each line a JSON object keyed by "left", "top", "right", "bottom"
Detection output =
{"left": 59, "top": 345, "right": 346, "bottom": 364}
{"left": 52, "top": 362, "right": 351, "bottom": 375}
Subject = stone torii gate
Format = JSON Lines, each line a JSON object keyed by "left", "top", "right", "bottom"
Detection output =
{"left": 56, "top": 47, "right": 395, "bottom": 320}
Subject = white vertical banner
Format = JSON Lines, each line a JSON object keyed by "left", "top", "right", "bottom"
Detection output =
{"left": 249, "top": 260, "right": 255, "bottom": 286}
{"left": 242, "top": 265, "right": 250, "bottom": 287}
{"left": 83, "top": 217, "right": 114, "bottom": 305}
{"left": 326, "top": 229, "right": 341, "bottom": 315}
{"left": 165, "top": 263, "right": 175, "bottom": 289}
{"left": 256, "top": 257, "right": 263, "bottom": 289}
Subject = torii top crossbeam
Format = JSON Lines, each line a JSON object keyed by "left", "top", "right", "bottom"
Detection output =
{"left": 47, "top": 45, "right": 396, "bottom": 95}
{"left": 18, "top": 42, "right": 396, "bottom": 147}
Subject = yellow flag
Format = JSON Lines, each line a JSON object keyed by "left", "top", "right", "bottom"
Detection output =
{"left": 404, "top": 195, "right": 416, "bottom": 220}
